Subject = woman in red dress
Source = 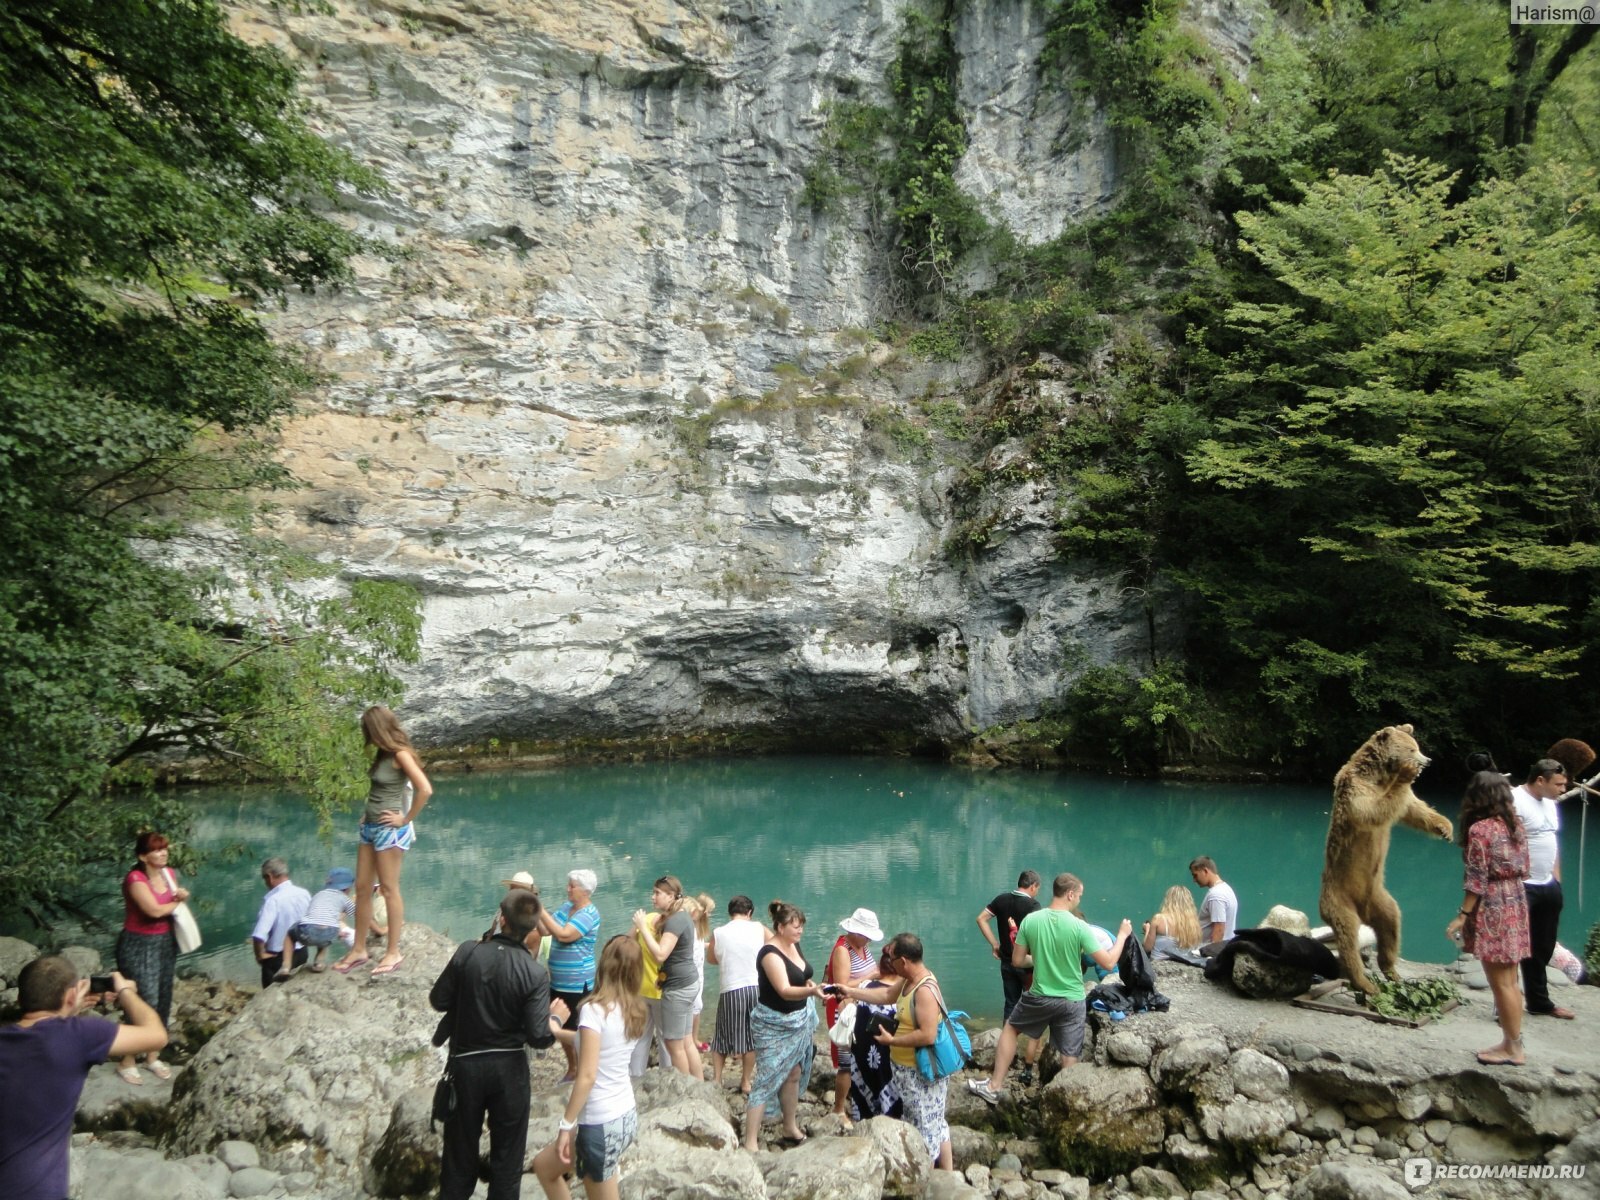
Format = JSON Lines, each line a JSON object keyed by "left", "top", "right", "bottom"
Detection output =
{"left": 1445, "top": 771, "right": 1531, "bottom": 1066}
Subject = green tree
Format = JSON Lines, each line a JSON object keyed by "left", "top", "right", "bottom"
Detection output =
{"left": 0, "top": 0, "right": 419, "bottom": 919}
{"left": 1181, "top": 153, "right": 1600, "bottom": 753}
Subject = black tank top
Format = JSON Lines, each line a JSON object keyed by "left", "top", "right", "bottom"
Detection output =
{"left": 756, "top": 944, "right": 812, "bottom": 1013}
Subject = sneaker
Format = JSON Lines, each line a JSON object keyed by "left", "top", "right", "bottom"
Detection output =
{"left": 966, "top": 1079, "right": 1003, "bottom": 1106}
{"left": 1015, "top": 1065, "right": 1035, "bottom": 1087}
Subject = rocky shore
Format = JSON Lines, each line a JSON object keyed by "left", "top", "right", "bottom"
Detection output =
{"left": 6, "top": 925, "right": 1598, "bottom": 1199}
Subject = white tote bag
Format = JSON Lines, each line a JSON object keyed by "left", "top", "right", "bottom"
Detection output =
{"left": 165, "top": 868, "right": 202, "bottom": 953}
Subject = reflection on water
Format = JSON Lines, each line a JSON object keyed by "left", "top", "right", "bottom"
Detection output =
{"left": 116, "top": 756, "right": 1599, "bottom": 1022}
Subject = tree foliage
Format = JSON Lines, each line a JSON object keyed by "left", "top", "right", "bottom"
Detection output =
{"left": 1182, "top": 154, "right": 1600, "bottom": 752}
{"left": 0, "top": 0, "right": 418, "bottom": 918}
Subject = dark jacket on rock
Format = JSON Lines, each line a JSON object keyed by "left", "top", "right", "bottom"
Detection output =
{"left": 429, "top": 934, "right": 556, "bottom": 1055}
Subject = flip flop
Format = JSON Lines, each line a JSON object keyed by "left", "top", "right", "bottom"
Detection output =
{"left": 146, "top": 1061, "right": 172, "bottom": 1081}
{"left": 117, "top": 1066, "right": 143, "bottom": 1086}
{"left": 371, "top": 956, "right": 406, "bottom": 976}
{"left": 334, "top": 956, "right": 371, "bottom": 975}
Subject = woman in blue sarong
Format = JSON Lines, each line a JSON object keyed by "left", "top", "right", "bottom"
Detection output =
{"left": 742, "top": 900, "right": 827, "bottom": 1150}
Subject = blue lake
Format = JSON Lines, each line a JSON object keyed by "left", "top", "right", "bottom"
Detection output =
{"left": 144, "top": 756, "right": 1600, "bottom": 1022}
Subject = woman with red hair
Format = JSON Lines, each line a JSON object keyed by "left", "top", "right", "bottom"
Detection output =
{"left": 115, "top": 830, "right": 189, "bottom": 1084}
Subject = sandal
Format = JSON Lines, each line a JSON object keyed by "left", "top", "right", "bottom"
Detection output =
{"left": 146, "top": 1061, "right": 172, "bottom": 1081}
{"left": 334, "top": 956, "right": 371, "bottom": 975}
{"left": 117, "top": 1066, "right": 143, "bottom": 1086}
{"left": 370, "top": 955, "right": 405, "bottom": 976}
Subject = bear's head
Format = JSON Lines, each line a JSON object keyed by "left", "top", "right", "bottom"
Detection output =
{"left": 1373, "top": 723, "right": 1428, "bottom": 782}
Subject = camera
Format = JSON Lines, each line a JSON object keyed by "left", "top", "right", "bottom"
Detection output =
{"left": 89, "top": 975, "right": 114, "bottom": 995}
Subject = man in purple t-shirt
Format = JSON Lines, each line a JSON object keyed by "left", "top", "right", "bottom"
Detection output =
{"left": 0, "top": 956, "right": 168, "bottom": 1200}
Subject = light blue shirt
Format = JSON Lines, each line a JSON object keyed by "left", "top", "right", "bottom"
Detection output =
{"left": 547, "top": 901, "right": 600, "bottom": 993}
{"left": 253, "top": 879, "right": 312, "bottom": 953}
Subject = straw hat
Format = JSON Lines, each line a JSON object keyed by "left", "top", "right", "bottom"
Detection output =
{"left": 501, "top": 871, "right": 537, "bottom": 891}
{"left": 839, "top": 908, "right": 884, "bottom": 941}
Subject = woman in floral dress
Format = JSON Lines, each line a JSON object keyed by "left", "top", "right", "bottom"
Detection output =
{"left": 1445, "top": 770, "right": 1530, "bottom": 1066}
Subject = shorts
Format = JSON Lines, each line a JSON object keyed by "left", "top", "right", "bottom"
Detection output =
{"left": 358, "top": 820, "right": 415, "bottom": 852}
{"left": 659, "top": 979, "right": 698, "bottom": 1040}
{"left": 1006, "top": 992, "right": 1087, "bottom": 1058}
{"left": 553, "top": 989, "right": 589, "bottom": 1032}
{"left": 574, "top": 1108, "right": 637, "bottom": 1183}
{"left": 290, "top": 922, "right": 340, "bottom": 948}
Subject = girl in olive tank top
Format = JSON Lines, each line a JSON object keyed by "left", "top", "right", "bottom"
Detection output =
{"left": 338, "top": 706, "right": 432, "bottom": 976}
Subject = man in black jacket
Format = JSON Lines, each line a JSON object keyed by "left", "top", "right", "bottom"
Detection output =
{"left": 430, "top": 888, "right": 563, "bottom": 1200}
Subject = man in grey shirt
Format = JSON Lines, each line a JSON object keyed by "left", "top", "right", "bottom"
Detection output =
{"left": 1190, "top": 855, "right": 1238, "bottom": 946}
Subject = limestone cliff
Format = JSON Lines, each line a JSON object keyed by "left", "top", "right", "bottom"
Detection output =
{"left": 226, "top": 0, "right": 1224, "bottom": 752}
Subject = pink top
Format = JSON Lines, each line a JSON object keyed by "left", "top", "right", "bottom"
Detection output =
{"left": 122, "top": 867, "right": 175, "bottom": 935}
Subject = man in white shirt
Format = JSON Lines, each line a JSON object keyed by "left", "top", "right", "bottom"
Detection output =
{"left": 252, "top": 857, "right": 311, "bottom": 988}
{"left": 1512, "top": 759, "right": 1575, "bottom": 1020}
{"left": 1189, "top": 856, "right": 1238, "bottom": 947}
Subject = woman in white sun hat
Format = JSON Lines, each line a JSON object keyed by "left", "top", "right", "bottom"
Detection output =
{"left": 825, "top": 907, "right": 883, "bottom": 1122}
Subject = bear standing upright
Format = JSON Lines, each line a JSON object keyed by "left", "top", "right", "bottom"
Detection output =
{"left": 1319, "top": 724, "right": 1454, "bottom": 995}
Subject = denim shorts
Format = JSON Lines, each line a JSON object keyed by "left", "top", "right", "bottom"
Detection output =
{"left": 574, "top": 1109, "right": 637, "bottom": 1182}
{"left": 358, "top": 820, "right": 414, "bottom": 852}
{"left": 290, "top": 922, "right": 340, "bottom": 948}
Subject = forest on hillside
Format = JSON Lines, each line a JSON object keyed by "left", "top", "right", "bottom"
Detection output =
{"left": 807, "top": 0, "right": 1600, "bottom": 773}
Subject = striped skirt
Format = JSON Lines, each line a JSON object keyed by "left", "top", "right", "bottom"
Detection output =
{"left": 711, "top": 984, "right": 758, "bottom": 1055}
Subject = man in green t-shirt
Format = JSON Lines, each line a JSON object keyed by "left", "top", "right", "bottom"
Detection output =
{"left": 968, "top": 872, "right": 1130, "bottom": 1104}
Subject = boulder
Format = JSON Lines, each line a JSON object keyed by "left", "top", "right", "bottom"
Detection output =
{"left": 633, "top": 1068, "right": 740, "bottom": 1147}
{"left": 70, "top": 1143, "right": 215, "bottom": 1200}
{"left": 855, "top": 1115, "right": 932, "bottom": 1197}
{"left": 1287, "top": 1161, "right": 1409, "bottom": 1200}
{"left": 1195, "top": 1096, "right": 1294, "bottom": 1154}
{"left": 216, "top": 1141, "right": 260, "bottom": 1171}
{"left": 164, "top": 924, "right": 477, "bottom": 1189}
{"left": 1130, "top": 1164, "right": 1189, "bottom": 1197}
{"left": 762, "top": 1135, "right": 887, "bottom": 1200}
{"left": 1227, "top": 1049, "right": 1289, "bottom": 1102}
{"left": 0, "top": 935, "right": 37, "bottom": 985}
{"left": 1260, "top": 907, "right": 1312, "bottom": 937}
{"left": 619, "top": 1124, "right": 768, "bottom": 1199}
{"left": 1039, "top": 1064, "right": 1163, "bottom": 1176}
{"left": 617, "top": 1070, "right": 760, "bottom": 1199}
{"left": 948, "top": 1124, "right": 999, "bottom": 1171}
{"left": 928, "top": 1169, "right": 989, "bottom": 1199}
{"left": 1231, "top": 951, "right": 1315, "bottom": 1000}
{"left": 227, "top": 1166, "right": 282, "bottom": 1198}
{"left": 365, "top": 1085, "right": 442, "bottom": 1198}
{"left": 1150, "top": 1032, "right": 1229, "bottom": 1095}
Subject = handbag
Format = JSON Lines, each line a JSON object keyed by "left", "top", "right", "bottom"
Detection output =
{"left": 827, "top": 999, "right": 858, "bottom": 1048}
{"left": 910, "top": 978, "right": 972, "bottom": 1082}
{"left": 165, "top": 868, "right": 202, "bottom": 953}
{"left": 431, "top": 1066, "right": 456, "bottom": 1127}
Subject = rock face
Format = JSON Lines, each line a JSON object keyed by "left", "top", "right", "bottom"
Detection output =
{"left": 221, "top": 0, "right": 1188, "bottom": 751}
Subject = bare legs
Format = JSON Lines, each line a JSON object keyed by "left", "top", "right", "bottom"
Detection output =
{"left": 533, "top": 1142, "right": 622, "bottom": 1200}
{"left": 1478, "top": 961, "right": 1525, "bottom": 1065}
{"left": 743, "top": 1063, "right": 804, "bottom": 1150}
{"left": 373, "top": 846, "right": 404, "bottom": 968}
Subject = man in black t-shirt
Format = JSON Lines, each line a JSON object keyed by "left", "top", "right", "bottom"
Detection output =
{"left": 976, "top": 870, "right": 1043, "bottom": 1081}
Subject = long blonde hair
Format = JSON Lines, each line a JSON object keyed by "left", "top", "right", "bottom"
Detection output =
{"left": 585, "top": 935, "right": 648, "bottom": 1038}
{"left": 361, "top": 705, "right": 416, "bottom": 760}
{"left": 691, "top": 893, "right": 714, "bottom": 940}
{"left": 1157, "top": 886, "right": 1202, "bottom": 950}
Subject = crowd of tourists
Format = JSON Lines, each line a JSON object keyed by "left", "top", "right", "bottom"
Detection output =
{"left": 1, "top": 706, "right": 1591, "bottom": 1200}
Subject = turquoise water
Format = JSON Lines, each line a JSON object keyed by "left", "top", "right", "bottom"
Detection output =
{"left": 142, "top": 756, "right": 1600, "bottom": 1022}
